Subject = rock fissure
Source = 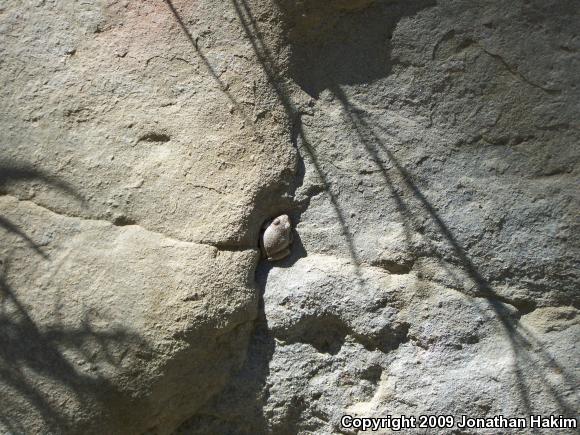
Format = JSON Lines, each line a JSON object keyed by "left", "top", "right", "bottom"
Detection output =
{"left": 1, "top": 0, "right": 578, "bottom": 433}
{"left": 1, "top": 194, "right": 254, "bottom": 252}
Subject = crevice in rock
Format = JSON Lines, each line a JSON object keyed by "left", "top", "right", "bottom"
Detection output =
{"left": 370, "top": 258, "right": 415, "bottom": 274}
{"left": 111, "top": 215, "right": 136, "bottom": 226}
{"left": 166, "top": 0, "right": 577, "bottom": 433}
{"left": 205, "top": 240, "right": 257, "bottom": 252}
{"left": 486, "top": 295, "right": 538, "bottom": 317}
{"left": 3, "top": 194, "right": 253, "bottom": 253}
{"left": 137, "top": 132, "right": 171, "bottom": 143}
{"left": 275, "top": 316, "right": 410, "bottom": 355}
{"left": 479, "top": 46, "right": 562, "bottom": 95}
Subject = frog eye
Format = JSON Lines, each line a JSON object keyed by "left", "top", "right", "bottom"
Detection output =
{"left": 273, "top": 218, "right": 280, "bottom": 225}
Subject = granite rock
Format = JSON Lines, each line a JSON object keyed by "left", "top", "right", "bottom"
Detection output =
{"left": 1, "top": 0, "right": 578, "bottom": 433}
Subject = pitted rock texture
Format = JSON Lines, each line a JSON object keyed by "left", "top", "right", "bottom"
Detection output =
{"left": 0, "top": 0, "right": 297, "bottom": 248}
{"left": 177, "top": 0, "right": 579, "bottom": 434}
{"left": 1, "top": 0, "right": 297, "bottom": 433}
{"left": 1, "top": 0, "right": 579, "bottom": 434}
{"left": 0, "top": 196, "right": 258, "bottom": 434}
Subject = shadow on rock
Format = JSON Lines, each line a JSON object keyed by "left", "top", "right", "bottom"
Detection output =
{"left": 0, "top": 162, "right": 152, "bottom": 433}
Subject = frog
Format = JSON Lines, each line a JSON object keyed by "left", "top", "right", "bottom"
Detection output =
{"left": 260, "top": 214, "right": 293, "bottom": 261}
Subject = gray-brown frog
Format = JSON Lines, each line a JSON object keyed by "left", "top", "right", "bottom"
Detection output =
{"left": 260, "top": 214, "right": 293, "bottom": 261}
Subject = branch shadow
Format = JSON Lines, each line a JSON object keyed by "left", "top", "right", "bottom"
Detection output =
{"left": 240, "top": 0, "right": 577, "bottom": 425}
{"left": 0, "top": 163, "right": 84, "bottom": 202}
{"left": 2, "top": 271, "right": 159, "bottom": 432}
{"left": 164, "top": 0, "right": 577, "bottom": 431}
{"left": 0, "top": 161, "right": 86, "bottom": 258}
{"left": 0, "top": 162, "right": 151, "bottom": 432}
{"left": 0, "top": 215, "right": 48, "bottom": 259}
{"left": 162, "top": 0, "right": 258, "bottom": 133}
{"left": 0, "top": 275, "right": 149, "bottom": 433}
{"left": 329, "top": 81, "right": 578, "bottom": 417}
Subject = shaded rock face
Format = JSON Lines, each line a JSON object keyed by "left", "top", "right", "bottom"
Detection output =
{"left": 1, "top": 1, "right": 578, "bottom": 435}
{"left": 177, "top": 0, "right": 580, "bottom": 434}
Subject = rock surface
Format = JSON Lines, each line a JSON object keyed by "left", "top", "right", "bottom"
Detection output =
{"left": 177, "top": 0, "right": 580, "bottom": 433}
{"left": 1, "top": 0, "right": 578, "bottom": 433}
{"left": 0, "top": 194, "right": 258, "bottom": 434}
{"left": 1, "top": 0, "right": 294, "bottom": 433}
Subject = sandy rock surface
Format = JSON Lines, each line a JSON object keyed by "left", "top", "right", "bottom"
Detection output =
{"left": 1, "top": 0, "right": 578, "bottom": 433}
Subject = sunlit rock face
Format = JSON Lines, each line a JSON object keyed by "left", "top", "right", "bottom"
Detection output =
{"left": 0, "top": 0, "right": 294, "bottom": 433}
{"left": 1, "top": 0, "right": 578, "bottom": 433}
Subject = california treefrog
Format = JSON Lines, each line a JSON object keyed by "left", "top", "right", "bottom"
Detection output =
{"left": 260, "top": 214, "right": 293, "bottom": 261}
